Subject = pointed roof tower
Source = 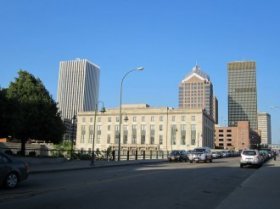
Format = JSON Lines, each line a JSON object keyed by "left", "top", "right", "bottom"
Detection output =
{"left": 181, "top": 64, "right": 210, "bottom": 83}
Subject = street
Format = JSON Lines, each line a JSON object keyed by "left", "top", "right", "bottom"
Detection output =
{"left": 0, "top": 157, "right": 257, "bottom": 209}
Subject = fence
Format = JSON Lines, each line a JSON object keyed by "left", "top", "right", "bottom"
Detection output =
{"left": 0, "top": 146, "right": 169, "bottom": 161}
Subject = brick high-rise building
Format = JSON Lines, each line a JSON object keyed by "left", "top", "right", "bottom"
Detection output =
{"left": 179, "top": 65, "right": 213, "bottom": 119}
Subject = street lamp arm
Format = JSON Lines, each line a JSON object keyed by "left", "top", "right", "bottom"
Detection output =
{"left": 118, "top": 67, "right": 144, "bottom": 161}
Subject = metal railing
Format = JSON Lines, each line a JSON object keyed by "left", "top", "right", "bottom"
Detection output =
{"left": 0, "top": 146, "right": 168, "bottom": 161}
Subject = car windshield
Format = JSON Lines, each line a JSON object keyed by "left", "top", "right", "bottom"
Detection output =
{"left": 194, "top": 149, "right": 205, "bottom": 153}
{"left": 170, "top": 151, "right": 179, "bottom": 155}
{"left": 243, "top": 151, "right": 256, "bottom": 156}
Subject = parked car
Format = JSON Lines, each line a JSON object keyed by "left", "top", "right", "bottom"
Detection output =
{"left": 212, "top": 151, "right": 222, "bottom": 159}
{"left": 240, "top": 149, "right": 263, "bottom": 168}
{"left": 0, "top": 152, "right": 29, "bottom": 188}
{"left": 168, "top": 150, "right": 189, "bottom": 162}
{"left": 188, "top": 147, "right": 212, "bottom": 163}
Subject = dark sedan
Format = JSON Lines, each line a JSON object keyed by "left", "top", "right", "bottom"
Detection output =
{"left": 0, "top": 152, "right": 29, "bottom": 189}
{"left": 168, "top": 150, "right": 189, "bottom": 162}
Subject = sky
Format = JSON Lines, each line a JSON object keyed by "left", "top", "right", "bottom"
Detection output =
{"left": 0, "top": 0, "right": 279, "bottom": 143}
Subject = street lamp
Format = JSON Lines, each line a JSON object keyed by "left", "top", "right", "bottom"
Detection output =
{"left": 90, "top": 101, "right": 106, "bottom": 166}
{"left": 118, "top": 67, "right": 144, "bottom": 161}
{"left": 71, "top": 114, "right": 76, "bottom": 160}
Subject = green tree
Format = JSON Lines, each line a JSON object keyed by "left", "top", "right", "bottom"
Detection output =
{"left": 6, "top": 70, "right": 65, "bottom": 155}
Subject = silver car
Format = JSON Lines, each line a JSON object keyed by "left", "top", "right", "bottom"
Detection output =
{"left": 0, "top": 152, "right": 29, "bottom": 188}
{"left": 240, "top": 149, "right": 263, "bottom": 168}
{"left": 189, "top": 147, "right": 213, "bottom": 163}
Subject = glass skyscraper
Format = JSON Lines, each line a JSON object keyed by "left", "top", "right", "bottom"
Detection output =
{"left": 228, "top": 61, "right": 257, "bottom": 130}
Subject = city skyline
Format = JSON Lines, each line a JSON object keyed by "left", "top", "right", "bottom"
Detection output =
{"left": 0, "top": 1, "right": 279, "bottom": 143}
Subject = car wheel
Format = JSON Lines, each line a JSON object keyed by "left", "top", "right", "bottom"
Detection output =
{"left": 5, "top": 172, "right": 18, "bottom": 189}
{"left": 209, "top": 159, "right": 213, "bottom": 163}
{"left": 190, "top": 160, "right": 193, "bottom": 163}
{"left": 240, "top": 164, "right": 243, "bottom": 168}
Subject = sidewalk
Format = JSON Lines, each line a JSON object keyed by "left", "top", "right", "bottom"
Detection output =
{"left": 25, "top": 158, "right": 166, "bottom": 174}
{"left": 216, "top": 157, "right": 280, "bottom": 209}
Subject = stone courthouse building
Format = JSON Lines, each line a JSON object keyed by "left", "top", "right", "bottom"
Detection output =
{"left": 75, "top": 104, "right": 215, "bottom": 154}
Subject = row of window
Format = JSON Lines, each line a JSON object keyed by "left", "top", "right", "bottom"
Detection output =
{"left": 80, "top": 124, "right": 194, "bottom": 135}
{"left": 218, "top": 129, "right": 232, "bottom": 133}
{"left": 218, "top": 138, "right": 232, "bottom": 141}
{"left": 80, "top": 115, "right": 197, "bottom": 123}
{"left": 80, "top": 133, "right": 192, "bottom": 146}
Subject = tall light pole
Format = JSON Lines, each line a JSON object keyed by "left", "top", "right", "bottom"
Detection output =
{"left": 118, "top": 67, "right": 144, "bottom": 161}
{"left": 70, "top": 114, "right": 76, "bottom": 160}
{"left": 91, "top": 101, "right": 106, "bottom": 166}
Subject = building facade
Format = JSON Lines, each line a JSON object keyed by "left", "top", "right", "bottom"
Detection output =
{"left": 76, "top": 104, "right": 215, "bottom": 153}
{"left": 57, "top": 59, "right": 100, "bottom": 140}
{"left": 228, "top": 61, "right": 258, "bottom": 130}
{"left": 179, "top": 65, "right": 214, "bottom": 119}
{"left": 258, "top": 112, "right": 272, "bottom": 145}
{"left": 213, "top": 96, "right": 218, "bottom": 124}
{"left": 215, "top": 121, "right": 250, "bottom": 150}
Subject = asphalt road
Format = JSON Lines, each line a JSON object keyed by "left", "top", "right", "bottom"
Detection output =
{"left": 0, "top": 157, "right": 257, "bottom": 209}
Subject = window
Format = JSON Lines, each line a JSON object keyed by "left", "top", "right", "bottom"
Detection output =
{"left": 141, "top": 125, "right": 146, "bottom": 144}
{"left": 114, "top": 125, "right": 119, "bottom": 144}
{"left": 97, "top": 134, "right": 101, "bottom": 144}
{"left": 171, "top": 125, "right": 177, "bottom": 145}
{"left": 191, "top": 116, "right": 195, "bottom": 121}
{"left": 116, "top": 117, "right": 119, "bottom": 122}
{"left": 132, "top": 125, "right": 137, "bottom": 144}
{"left": 108, "top": 117, "right": 111, "bottom": 122}
{"left": 159, "top": 135, "right": 163, "bottom": 145}
{"left": 159, "top": 125, "right": 163, "bottom": 131}
{"left": 97, "top": 117, "right": 101, "bottom": 122}
{"left": 133, "top": 116, "right": 137, "bottom": 122}
{"left": 0, "top": 154, "right": 9, "bottom": 163}
{"left": 96, "top": 125, "right": 101, "bottom": 144}
{"left": 89, "top": 125, "right": 94, "bottom": 143}
{"left": 141, "top": 116, "right": 145, "bottom": 122}
{"left": 191, "top": 124, "right": 196, "bottom": 145}
{"left": 107, "top": 135, "right": 111, "bottom": 144}
{"left": 172, "top": 116, "right": 176, "bottom": 122}
{"left": 159, "top": 116, "right": 163, "bottom": 121}
{"left": 90, "top": 117, "right": 93, "bottom": 123}
{"left": 151, "top": 116, "right": 155, "bottom": 122}
{"left": 181, "top": 116, "right": 185, "bottom": 121}
{"left": 123, "top": 125, "right": 128, "bottom": 144}
{"left": 219, "top": 130, "right": 223, "bottom": 132}
{"left": 82, "top": 117, "right": 86, "bottom": 123}
{"left": 81, "top": 125, "right": 86, "bottom": 143}
{"left": 107, "top": 125, "right": 111, "bottom": 131}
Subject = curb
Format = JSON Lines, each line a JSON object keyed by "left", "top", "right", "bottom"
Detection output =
{"left": 30, "top": 160, "right": 166, "bottom": 174}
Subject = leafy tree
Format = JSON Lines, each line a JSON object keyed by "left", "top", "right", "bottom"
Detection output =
{"left": 6, "top": 70, "right": 65, "bottom": 155}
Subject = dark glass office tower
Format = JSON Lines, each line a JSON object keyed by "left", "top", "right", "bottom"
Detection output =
{"left": 228, "top": 61, "right": 258, "bottom": 130}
